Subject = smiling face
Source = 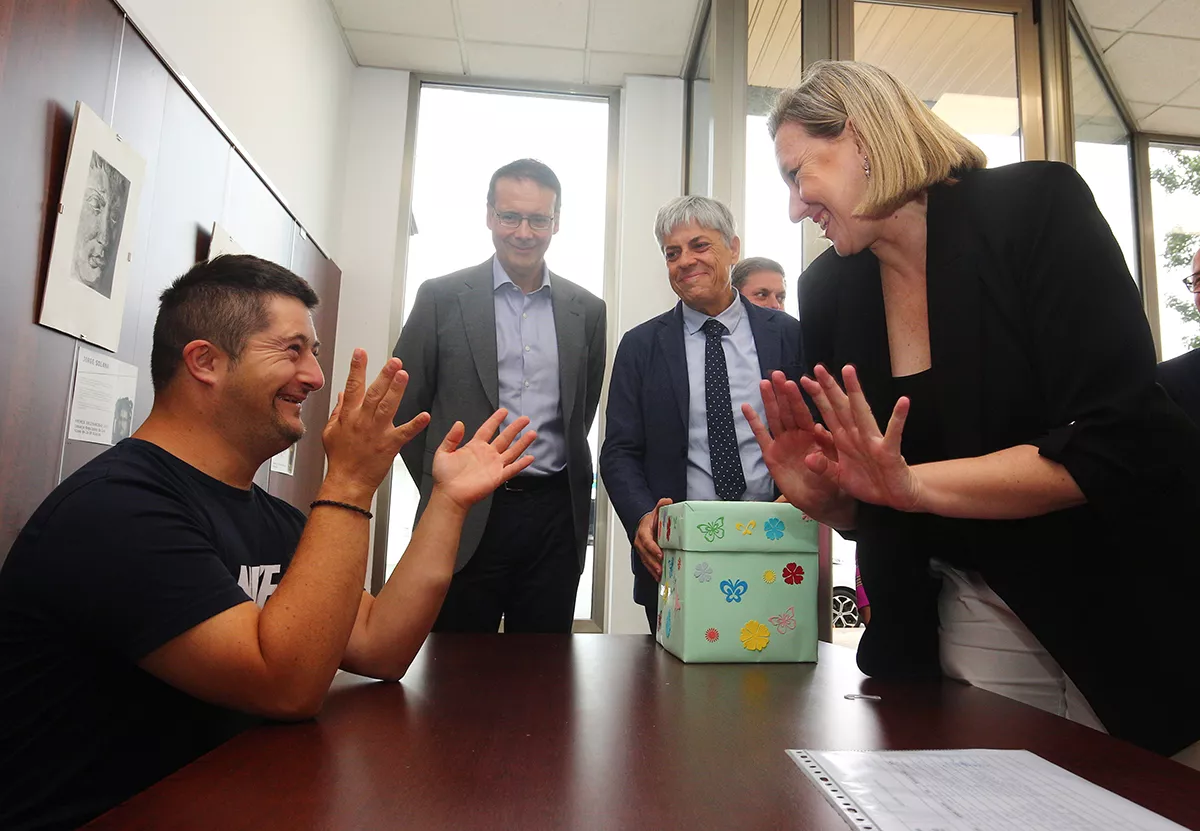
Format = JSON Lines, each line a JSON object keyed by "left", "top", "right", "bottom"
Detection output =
{"left": 774, "top": 121, "right": 879, "bottom": 256}
{"left": 662, "top": 222, "right": 741, "bottom": 316}
{"left": 486, "top": 176, "right": 559, "bottom": 283}
{"left": 738, "top": 269, "right": 787, "bottom": 311}
{"left": 219, "top": 295, "right": 325, "bottom": 454}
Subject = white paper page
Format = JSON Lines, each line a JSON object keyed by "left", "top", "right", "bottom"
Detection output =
{"left": 788, "top": 749, "right": 1188, "bottom": 831}
{"left": 68, "top": 346, "right": 138, "bottom": 445}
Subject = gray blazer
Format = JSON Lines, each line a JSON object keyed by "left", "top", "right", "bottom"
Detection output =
{"left": 392, "top": 257, "right": 607, "bottom": 572}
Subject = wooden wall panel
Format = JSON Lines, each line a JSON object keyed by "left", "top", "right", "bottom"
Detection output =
{"left": 267, "top": 229, "right": 342, "bottom": 512}
{"left": 0, "top": 0, "right": 344, "bottom": 567}
{"left": 0, "top": 0, "right": 124, "bottom": 561}
{"left": 59, "top": 18, "right": 170, "bottom": 479}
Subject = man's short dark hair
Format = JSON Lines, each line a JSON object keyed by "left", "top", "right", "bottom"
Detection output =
{"left": 731, "top": 256, "right": 786, "bottom": 290}
{"left": 487, "top": 159, "right": 562, "bottom": 214}
{"left": 150, "top": 254, "right": 319, "bottom": 392}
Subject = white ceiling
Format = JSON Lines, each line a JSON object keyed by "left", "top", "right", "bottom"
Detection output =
{"left": 331, "top": 0, "right": 704, "bottom": 86}
{"left": 1073, "top": 0, "right": 1200, "bottom": 136}
{"left": 330, "top": 0, "right": 1200, "bottom": 139}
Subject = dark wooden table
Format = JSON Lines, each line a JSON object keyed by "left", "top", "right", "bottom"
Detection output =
{"left": 86, "top": 636, "right": 1200, "bottom": 830}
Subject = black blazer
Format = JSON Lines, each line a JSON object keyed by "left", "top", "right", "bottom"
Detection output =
{"left": 1158, "top": 348, "right": 1200, "bottom": 428}
{"left": 600, "top": 294, "right": 804, "bottom": 607}
{"left": 800, "top": 161, "right": 1200, "bottom": 756}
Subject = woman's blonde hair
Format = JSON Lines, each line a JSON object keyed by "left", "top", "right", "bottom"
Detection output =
{"left": 768, "top": 60, "right": 987, "bottom": 217}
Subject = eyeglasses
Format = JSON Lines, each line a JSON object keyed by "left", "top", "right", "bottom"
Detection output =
{"left": 1183, "top": 274, "right": 1200, "bottom": 293}
{"left": 492, "top": 209, "right": 555, "bottom": 231}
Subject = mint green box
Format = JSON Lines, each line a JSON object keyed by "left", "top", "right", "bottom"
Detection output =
{"left": 655, "top": 501, "right": 819, "bottom": 664}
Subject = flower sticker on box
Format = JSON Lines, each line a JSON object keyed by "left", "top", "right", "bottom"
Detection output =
{"left": 783, "top": 562, "right": 805, "bottom": 585}
{"left": 720, "top": 578, "right": 748, "bottom": 603}
{"left": 769, "top": 606, "right": 796, "bottom": 634}
{"left": 764, "top": 517, "right": 786, "bottom": 541}
{"left": 694, "top": 561, "right": 713, "bottom": 583}
{"left": 736, "top": 520, "right": 756, "bottom": 536}
{"left": 705, "top": 627, "right": 720, "bottom": 643}
{"left": 763, "top": 569, "right": 776, "bottom": 584}
{"left": 740, "top": 620, "right": 770, "bottom": 652}
{"left": 697, "top": 517, "right": 725, "bottom": 543}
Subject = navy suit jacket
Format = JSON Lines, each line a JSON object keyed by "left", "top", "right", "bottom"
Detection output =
{"left": 599, "top": 293, "right": 805, "bottom": 607}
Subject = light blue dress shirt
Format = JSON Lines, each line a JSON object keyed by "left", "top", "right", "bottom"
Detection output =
{"left": 493, "top": 258, "right": 566, "bottom": 475}
{"left": 681, "top": 293, "right": 774, "bottom": 502}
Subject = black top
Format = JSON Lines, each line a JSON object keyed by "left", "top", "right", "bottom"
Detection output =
{"left": 0, "top": 440, "right": 305, "bottom": 831}
{"left": 1158, "top": 347, "right": 1200, "bottom": 428}
{"left": 800, "top": 161, "right": 1200, "bottom": 756}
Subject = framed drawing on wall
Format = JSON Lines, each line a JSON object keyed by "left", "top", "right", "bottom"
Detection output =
{"left": 39, "top": 101, "right": 145, "bottom": 352}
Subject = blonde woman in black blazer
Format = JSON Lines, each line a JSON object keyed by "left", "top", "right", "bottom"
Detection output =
{"left": 744, "top": 60, "right": 1200, "bottom": 763}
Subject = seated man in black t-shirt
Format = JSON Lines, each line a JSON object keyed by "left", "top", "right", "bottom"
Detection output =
{"left": 0, "top": 254, "right": 538, "bottom": 831}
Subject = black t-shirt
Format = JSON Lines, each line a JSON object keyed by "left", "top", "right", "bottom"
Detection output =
{"left": 0, "top": 439, "right": 305, "bottom": 831}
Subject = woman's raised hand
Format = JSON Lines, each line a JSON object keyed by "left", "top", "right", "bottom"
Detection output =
{"left": 798, "top": 364, "right": 921, "bottom": 512}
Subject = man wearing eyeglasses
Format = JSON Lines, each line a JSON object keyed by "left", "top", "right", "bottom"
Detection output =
{"left": 392, "top": 159, "right": 607, "bottom": 633}
{"left": 1158, "top": 246, "right": 1200, "bottom": 427}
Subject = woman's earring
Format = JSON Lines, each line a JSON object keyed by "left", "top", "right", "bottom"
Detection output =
{"left": 863, "top": 156, "right": 871, "bottom": 179}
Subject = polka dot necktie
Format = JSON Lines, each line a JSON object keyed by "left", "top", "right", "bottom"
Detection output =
{"left": 701, "top": 318, "right": 746, "bottom": 501}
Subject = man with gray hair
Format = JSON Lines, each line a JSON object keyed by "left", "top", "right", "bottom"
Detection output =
{"left": 600, "top": 195, "right": 805, "bottom": 632}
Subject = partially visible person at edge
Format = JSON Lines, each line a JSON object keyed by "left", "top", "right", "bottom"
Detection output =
{"left": 732, "top": 256, "right": 788, "bottom": 311}
{"left": 743, "top": 59, "right": 1200, "bottom": 765}
{"left": 0, "top": 254, "right": 537, "bottom": 830}
{"left": 1157, "top": 246, "right": 1200, "bottom": 426}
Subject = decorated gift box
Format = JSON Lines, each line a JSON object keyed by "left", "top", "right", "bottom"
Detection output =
{"left": 655, "top": 501, "right": 818, "bottom": 664}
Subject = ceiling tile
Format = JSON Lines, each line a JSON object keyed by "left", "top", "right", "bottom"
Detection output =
{"left": 590, "top": 0, "right": 698, "bottom": 57}
{"left": 466, "top": 42, "right": 585, "bottom": 83}
{"left": 1102, "top": 32, "right": 1200, "bottom": 103}
{"left": 1089, "top": 28, "right": 1123, "bottom": 50}
{"left": 1073, "top": 0, "right": 1162, "bottom": 32}
{"left": 1134, "top": 0, "right": 1200, "bottom": 39}
{"left": 1129, "top": 101, "right": 1162, "bottom": 118}
{"left": 587, "top": 51, "right": 683, "bottom": 85}
{"left": 346, "top": 31, "right": 464, "bottom": 73}
{"left": 456, "top": 0, "right": 588, "bottom": 49}
{"left": 333, "top": 0, "right": 458, "bottom": 39}
{"left": 1140, "top": 105, "right": 1200, "bottom": 135}
{"left": 1172, "top": 80, "right": 1200, "bottom": 108}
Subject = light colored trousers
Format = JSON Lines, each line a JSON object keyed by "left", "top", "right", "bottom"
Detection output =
{"left": 932, "top": 560, "right": 1199, "bottom": 771}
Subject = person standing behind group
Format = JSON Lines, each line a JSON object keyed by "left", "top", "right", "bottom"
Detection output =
{"left": 732, "top": 256, "right": 788, "bottom": 311}
{"left": 745, "top": 59, "right": 1200, "bottom": 764}
{"left": 601, "top": 196, "right": 804, "bottom": 633}
{"left": 393, "top": 159, "right": 607, "bottom": 635}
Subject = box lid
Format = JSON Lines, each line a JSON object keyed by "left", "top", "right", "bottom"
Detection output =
{"left": 657, "top": 500, "right": 818, "bottom": 553}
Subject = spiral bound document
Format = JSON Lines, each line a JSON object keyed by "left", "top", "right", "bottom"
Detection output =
{"left": 788, "top": 749, "right": 1188, "bottom": 831}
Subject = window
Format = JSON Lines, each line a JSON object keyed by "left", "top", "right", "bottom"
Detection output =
{"left": 388, "top": 84, "right": 612, "bottom": 623}
{"left": 1069, "top": 24, "right": 1137, "bottom": 281}
{"left": 854, "top": 2, "right": 1023, "bottom": 168}
{"left": 1149, "top": 143, "right": 1200, "bottom": 362}
{"left": 745, "top": 0, "right": 804, "bottom": 318}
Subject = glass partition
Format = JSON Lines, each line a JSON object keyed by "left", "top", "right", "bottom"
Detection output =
{"left": 1069, "top": 24, "right": 1137, "bottom": 282}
